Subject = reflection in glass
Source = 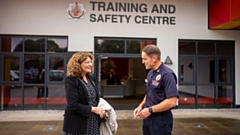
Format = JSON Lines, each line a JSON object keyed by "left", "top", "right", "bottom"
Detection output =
{"left": 178, "top": 85, "right": 196, "bottom": 108}
{"left": 127, "top": 40, "right": 156, "bottom": 54}
{"left": 1, "top": 37, "right": 23, "bottom": 52}
{"left": 216, "top": 41, "right": 234, "bottom": 56}
{"left": 36, "top": 68, "right": 48, "bottom": 98}
{"left": 179, "top": 57, "right": 194, "bottom": 83}
{"left": 95, "top": 39, "right": 124, "bottom": 53}
{"left": 23, "top": 86, "right": 46, "bottom": 110}
{"left": 217, "top": 86, "right": 233, "bottom": 108}
{"left": 95, "top": 38, "right": 156, "bottom": 54}
{"left": 24, "top": 54, "right": 45, "bottom": 83}
{"left": 47, "top": 38, "right": 68, "bottom": 52}
{"left": 197, "top": 57, "right": 214, "bottom": 84}
{"left": 46, "top": 85, "right": 66, "bottom": 109}
{"left": 198, "top": 41, "right": 214, "bottom": 55}
{"left": 179, "top": 40, "right": 234, "bottom": 109}
{"left": 0, "top": 85, "right": 22, "bottom": 110}
{"left": 24, "top": 37, "right": 45, "bottom": 52}
{"left": 179, "top": 41, "right": 196, "bottom": 55}
{"left": 197, "top": 86, "right": 214, "bottom": 108}
{"left": 49, "top": 56, "right": 64, "bottom": 81}
{"left": 3, "top": 55, "right": 20, "bottom": 82}
{"left": 218, "top": 59, "right": 231, "bottom": 83}
{"left": 127, "top": 40, "right": 140, "bottom": 54}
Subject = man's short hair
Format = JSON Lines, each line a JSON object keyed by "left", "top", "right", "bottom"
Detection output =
{"left": 142, "top": 45, "right": 161, "bottom": 60}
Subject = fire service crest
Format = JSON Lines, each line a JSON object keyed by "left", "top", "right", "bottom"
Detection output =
{"left": 66, "top": 2, "right": 86, "bottom": 21}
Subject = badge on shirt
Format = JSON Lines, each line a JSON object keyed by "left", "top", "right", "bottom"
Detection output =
{"left": 151, "top": 80, "right": 159, "bottom": 86}
{"left": 156, "top": 75, "right": 161, "bottom": 81}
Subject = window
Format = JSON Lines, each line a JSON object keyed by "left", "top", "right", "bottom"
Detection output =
{"left": 94, "top": 37, "right": 156, "bottom": 54}
{"left": 1, "top": 37, "right": 24, "bottom": 52}
{"left": 0, "top": 35, "right": 68, "bottom": 110}
{"left": 178, "top": 40, "right": 234, "bottom": 108}
{"left": 47, "top": 38, "right": 68, "bottom": 52}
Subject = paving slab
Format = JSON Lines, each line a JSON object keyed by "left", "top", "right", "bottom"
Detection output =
{"left": 0, "top": 109, "right": 240, "bottom": 135}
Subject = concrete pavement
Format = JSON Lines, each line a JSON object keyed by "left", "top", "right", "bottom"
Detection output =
{"left": 0, "top": 109, "right": 240, "bottom": 135}
{"left": 1, "top": 109, "right": 240, "bottom": 121}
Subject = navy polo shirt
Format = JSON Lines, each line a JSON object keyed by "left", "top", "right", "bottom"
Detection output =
{"left": 144, "top": 63, "right": 178, "bottom": 108}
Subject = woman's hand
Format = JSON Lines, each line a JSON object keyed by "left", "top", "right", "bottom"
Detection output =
{"left": 91, "top": 107, "right": 106, "bottom": 118}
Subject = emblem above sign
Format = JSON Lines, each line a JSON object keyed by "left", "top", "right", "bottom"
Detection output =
{"left": 66, "top": 2, "right": 86, "bottom": 21}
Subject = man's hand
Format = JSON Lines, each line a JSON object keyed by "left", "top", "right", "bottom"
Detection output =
{"left": 133, "top": 106, "right": 142, "bottom": 118}
{"left": 137, "top": 108, "right": 151, "bottom": 119}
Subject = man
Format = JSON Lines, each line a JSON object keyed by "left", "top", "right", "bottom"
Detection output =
{"left": 133, "top": 45, "right": 178, "bottom": 135}
{"left": 36, "top": 68, "right": 48, "bottom": 98}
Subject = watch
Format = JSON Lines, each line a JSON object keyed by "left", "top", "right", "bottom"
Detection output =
{"left": 148, "top": 107, "right": 153, "bottom": 114}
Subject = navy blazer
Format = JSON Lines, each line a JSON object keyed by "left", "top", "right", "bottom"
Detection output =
{"left": 63, "top": 75, "right": 100, "bottom": 134}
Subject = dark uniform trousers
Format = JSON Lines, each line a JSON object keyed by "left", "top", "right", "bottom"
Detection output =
{"left": 142, "top": 110, "right": 173, "bottom": 135}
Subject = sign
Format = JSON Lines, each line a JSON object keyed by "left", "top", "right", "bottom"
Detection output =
{"left": 89, "top": 1, "right": 176, "bottom": 25}
{"left": 67, "top": 1, "right": 176, "bottom": 25}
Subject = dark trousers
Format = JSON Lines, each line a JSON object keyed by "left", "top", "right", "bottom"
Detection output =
{"left": 142, "top": 111, "right": 173, "bottom": 135}
{"left": 37, "top": 87, "right": 48, "bottom": 98}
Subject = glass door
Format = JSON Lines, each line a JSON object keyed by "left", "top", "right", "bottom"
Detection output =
{"left": 179, "top": 40, "right": 235, "bottom": 108}
{"left": 196, "top": 57, "right": 215, "bottom": 108}
{"left": 94, "top": 55, "right": 106, "bottom": 96}
{"left": 45, "top": 54, "right": 67, "bottom": 109}
{"left": 178, "top": 56, "right": 196, "bottom": 108}
{"left": 47, "top": 55, "right": 65, "bottom": 83}
{"left": 216, "top": 58, "right": 234, "bottom": 108}
{"left": 1, "top": 54, "right": 23, "bottom": 110}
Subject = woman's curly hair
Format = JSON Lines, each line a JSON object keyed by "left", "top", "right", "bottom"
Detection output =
{"left": 66, "top": 52, "right": 94, "bottom": 78}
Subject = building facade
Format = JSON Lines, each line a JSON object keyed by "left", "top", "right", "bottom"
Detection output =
{"left": 0, "top": 0, "right": 240, "bottom": 110}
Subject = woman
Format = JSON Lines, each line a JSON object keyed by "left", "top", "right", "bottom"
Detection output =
{"left": 63, "top": 52, "right": 105, "bottom": 135}
{"left": 107, "top": 69, "right": 115, "bottom": 85}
